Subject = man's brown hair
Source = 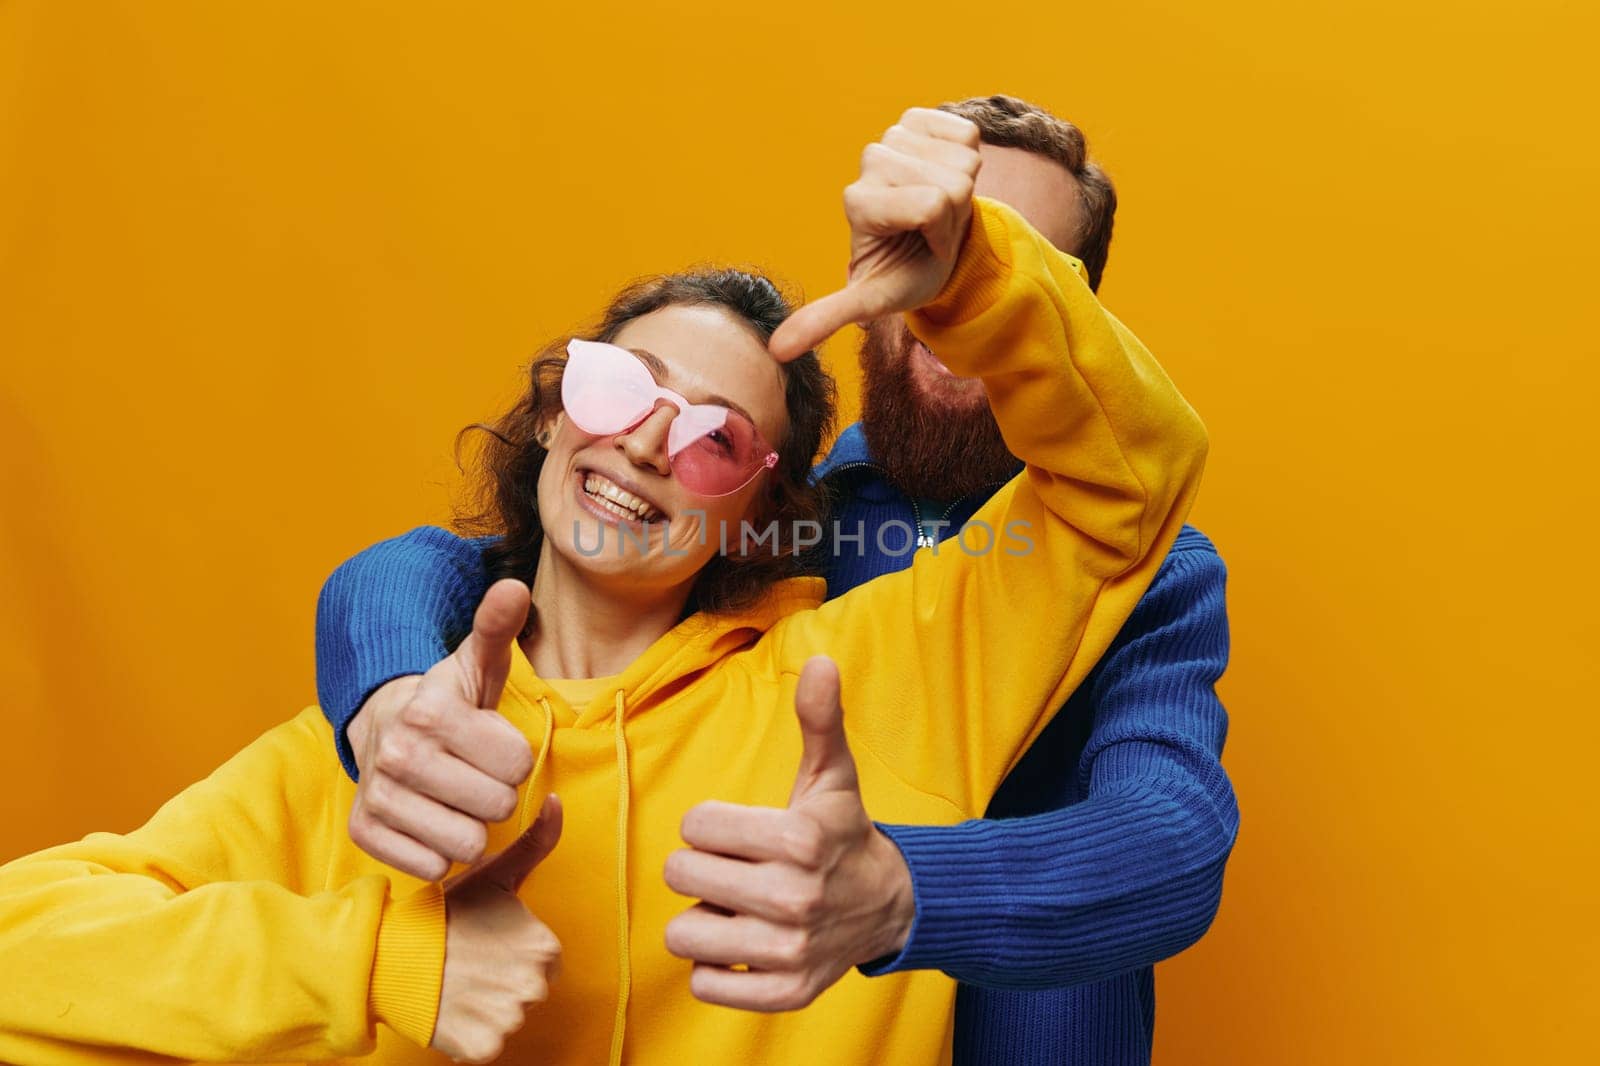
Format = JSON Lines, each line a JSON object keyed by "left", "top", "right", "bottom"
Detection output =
{"left": 939, "top": 94, "right": 1116, "bottom": 291}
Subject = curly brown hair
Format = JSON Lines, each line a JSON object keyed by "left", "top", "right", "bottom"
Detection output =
{"left": 455, "top": 268, "right": 836, "bottom": 618}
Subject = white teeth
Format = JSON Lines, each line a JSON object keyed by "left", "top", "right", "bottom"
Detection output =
{"left": 583, "top": 474, "right": 662, "bottom": 521}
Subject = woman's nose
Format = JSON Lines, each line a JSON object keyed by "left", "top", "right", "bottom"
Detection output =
{"left": 615, "top": 402, "right": 675, "bottom": 476}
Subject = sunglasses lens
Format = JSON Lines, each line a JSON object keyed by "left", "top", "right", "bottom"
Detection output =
{"left": 670, "top": 411, "right": 772, "bottom": 496}
{"left": 562, "top": 339, "right": 653, "bottom": 434}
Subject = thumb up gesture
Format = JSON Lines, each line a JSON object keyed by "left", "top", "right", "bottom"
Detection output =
{"left": 347, "top": 579, "right": 538, "bottom": 881}
{"left": 768, "top": 108, "right": 982, "bottom": 362}
{"left": 664, "top": 657, "right": 916, "bottom": 1012}
{"left": 433, "top": 794, "right": 565, "bottom": 1063}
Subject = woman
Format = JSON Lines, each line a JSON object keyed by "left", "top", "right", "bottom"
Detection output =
{"left": 0, "top": 110, "right": 1207, "bottom": 1065}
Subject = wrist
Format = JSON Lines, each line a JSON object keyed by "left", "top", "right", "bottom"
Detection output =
{"left": 866, "top": 827, "right": 916, "bottom": 963}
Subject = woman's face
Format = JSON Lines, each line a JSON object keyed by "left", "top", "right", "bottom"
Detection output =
{"left": 536, "top": 303, "right": 790, "bottom": 594}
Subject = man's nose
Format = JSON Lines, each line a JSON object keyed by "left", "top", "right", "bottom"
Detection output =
{"left": 615, "top": 402, "right": 675, "bottom": 476}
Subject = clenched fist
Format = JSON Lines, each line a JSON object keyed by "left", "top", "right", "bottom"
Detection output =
{"left": 434, "top": 794, "right": 564, "bottom": 1063}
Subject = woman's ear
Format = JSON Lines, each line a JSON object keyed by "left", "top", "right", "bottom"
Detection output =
{"left": 536, "top": 411, "right": 565, "bottom": 448}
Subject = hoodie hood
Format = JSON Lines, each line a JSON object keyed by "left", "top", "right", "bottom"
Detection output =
{"left": 503, "top": 575, "right": 826, "bottom": 724}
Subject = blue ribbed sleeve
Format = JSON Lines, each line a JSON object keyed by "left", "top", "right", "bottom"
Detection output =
{"left": 868, "top": 541, "right": 1236, "bottom": 989}
{"left": 313, "top": 526, "right": 491, "bottom": 779}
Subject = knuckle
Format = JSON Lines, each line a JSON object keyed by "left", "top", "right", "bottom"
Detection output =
{"left": 505, "top": 740, "right": 535, "bottom": 784}
{"left": 461, "top": 1036, "right": 500, "bottom": 1065}
{"left": 777, "top": 974, "right": 816, "bottom": 1011}
{"left": 439, "top": 823, "right": 484, "bottom": 866}
{"left": 399, "top": 694, "right": 445, "bottom": 733}
{"left": 372, "top": 734, "right": 418, "bottom": 779}
{"left": 456, "top": 823, "right": 488, "bottom": 863}
{"left": 360, "top": 777, "right": 394, "bottom": 819}
{"left": 489, "top": 785, "right": 518, "bottom": 822}
{"left": 532, "top": 926, "right": 562, "bottom": 964}
{"left": 780, "top": 820, "right": 825, "bottom": 867}
{"left": 784, "top": 973, "right": 812, "bottom": 1005}
{"left": 777, "top": 881, "right": 823, "bottom": 924}
{"left": 773, "top": 928, "right": 809, "bottom": 968}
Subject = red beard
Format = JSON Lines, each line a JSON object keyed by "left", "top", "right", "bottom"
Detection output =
{"left": 857, "top": 318, "right": 1022, "bottom": 503}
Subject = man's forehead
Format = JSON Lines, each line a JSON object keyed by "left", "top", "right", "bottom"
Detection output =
{"left": 973, "top": 143, "right": 1085, "bottom": 254}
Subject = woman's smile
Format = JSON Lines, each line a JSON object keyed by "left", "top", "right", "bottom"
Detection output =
{"left": 575, "top": 467, "right": 667, "bottom": 525}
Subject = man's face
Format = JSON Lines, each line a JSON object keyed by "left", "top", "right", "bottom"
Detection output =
{"left": 859, "top": 143, "right": 1086, "bottom": 501}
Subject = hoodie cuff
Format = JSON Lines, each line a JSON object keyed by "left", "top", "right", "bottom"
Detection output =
{"left": 370, "top": 883, "right": 448, "bottom": 1048}
{"left": 909, "top": 197, "right": 1088, "bottom": 349}
{"left": 911, "top": 197, "right": 1015, "bottom": 331}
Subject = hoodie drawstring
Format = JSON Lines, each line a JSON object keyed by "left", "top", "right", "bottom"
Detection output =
{"left": 609, "top": 688, "right": 631, "bottom": 1066}
{"left": 525, "top": 692, "right": 631, "bottom": 1066}
{"left": 519, "top": 698, "right": 556, "bottom": 834}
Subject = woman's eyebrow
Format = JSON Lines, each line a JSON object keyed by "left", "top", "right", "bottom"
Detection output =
{"left": 627, "top": 347, "right": 757, "bottom": 424}
{"left": 627, "top": 347, "right": 670, "bottom": 379}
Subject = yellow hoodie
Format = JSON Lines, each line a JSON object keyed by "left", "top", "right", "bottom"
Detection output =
{"left": 0, "top": 199, "right": 1208, "bottom": 1065}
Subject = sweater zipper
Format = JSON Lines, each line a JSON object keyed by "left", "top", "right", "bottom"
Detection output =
{"left": 820, "top": 461, "right": 938, "bottom": 548}
{"left": 820, "top": 460, "right": 1008, "bottom": 551}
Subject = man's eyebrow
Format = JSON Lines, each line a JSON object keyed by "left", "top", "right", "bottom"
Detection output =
{"left": 627, "top": 347, "right": 758, "bottom": 424}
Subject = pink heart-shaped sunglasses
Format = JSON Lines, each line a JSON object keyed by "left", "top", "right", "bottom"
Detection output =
{"left": 560, "top": 338, "right": 779, "bottom": 498}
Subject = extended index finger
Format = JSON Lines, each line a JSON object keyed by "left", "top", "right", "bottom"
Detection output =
{"left": 768, "top": 287, "right": 879, "bottom": 363}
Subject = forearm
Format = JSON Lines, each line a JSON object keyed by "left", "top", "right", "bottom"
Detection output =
{"left": 0, "top": 856, "right": 444, "bottom": 1061}
{"left": 316, "top": 526, "right": 493, "bottom": 778}
{"left": 0, "top": 709, "right": 448, "bottom": 1060}
{"left": 870, "top": 772, "right": 1236, "bottom": 988}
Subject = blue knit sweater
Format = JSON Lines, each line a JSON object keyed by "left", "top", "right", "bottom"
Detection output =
{"left": 315, "top": 422, "right": 1238, "bottom": 1065}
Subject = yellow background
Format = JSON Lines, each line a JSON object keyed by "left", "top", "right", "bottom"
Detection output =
{"left": 2, "top": 1, "right": 1596, "bottom": 1061}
